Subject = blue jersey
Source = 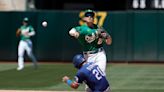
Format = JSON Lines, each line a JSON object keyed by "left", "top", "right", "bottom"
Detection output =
{"left": 74, "top": 62, "right": 109, "bottom": 91}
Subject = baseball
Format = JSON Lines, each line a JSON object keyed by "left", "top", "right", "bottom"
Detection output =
{"left": 42, "top": 21, "right": 47, "bottom": 27}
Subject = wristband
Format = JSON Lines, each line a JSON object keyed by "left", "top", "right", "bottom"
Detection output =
{"left": 67, "top": 79, "right": 72, "bottom": 86}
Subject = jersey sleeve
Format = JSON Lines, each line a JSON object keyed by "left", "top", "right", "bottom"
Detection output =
{"left": 28, "top": 25, "right": 35, "bottom": 36}
{"left": 74, "top": 26, "right": 82, "bottom": 34}
{"left": 29, "top": 25, "right": 35, "bottom": 32}
{"left": 19, "top": 26, "right": 23, "bottom": 30}
{"left": 74, "top": 71, "right": 85, "bottom": 84}
{"left": 74, "top": 25, "right": 87, "bottom": 36}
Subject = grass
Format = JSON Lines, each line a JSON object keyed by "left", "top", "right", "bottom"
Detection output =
{"left": 0, "top": 62, "right": 164, "bottom": 92}
{"left": 108, "top": 64, "right": 164, "bottom": 92}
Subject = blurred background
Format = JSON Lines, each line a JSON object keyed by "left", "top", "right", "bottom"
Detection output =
{"left": 1, "top": 0, "right": 164, "bottom": 11}
{"left": 0, "top": 0, "right": 164, "bottom": 63}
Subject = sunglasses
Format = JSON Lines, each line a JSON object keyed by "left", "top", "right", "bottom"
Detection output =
{"left": 84, "top": 13, "right": 94, "bottom": 17}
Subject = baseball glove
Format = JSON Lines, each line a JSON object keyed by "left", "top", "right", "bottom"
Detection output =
{"left": 97, "top": 27, "right": 110, "bottom": 39}
{"left": 16, "top": 29, "right": 21, "bottom": 37}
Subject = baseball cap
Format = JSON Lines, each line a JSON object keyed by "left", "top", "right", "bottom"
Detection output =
{"left": 23, "top": 17, "right": 29, "bottom": 22}
{"left": 84, "top": 9, "right": 95, "bottom": 17}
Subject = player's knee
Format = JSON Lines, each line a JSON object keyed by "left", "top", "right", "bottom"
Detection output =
{"left": 18, "top": 54, "right": 23, "bottom": 57}
{"left": 27, "top": 51, "right": 32, "bottom": 56}
{"left": 85, "top": 85, "right": 92, "bottom": 92}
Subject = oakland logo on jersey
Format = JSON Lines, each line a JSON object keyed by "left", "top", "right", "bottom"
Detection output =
{"left": 85, "top": 31, "right": 98, "bottom": 43}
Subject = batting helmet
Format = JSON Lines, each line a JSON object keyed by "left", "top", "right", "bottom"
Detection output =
{"left": 73, "top": 54, "right": 86, "bottom": 69}
{"left": 84, "top": 9, "right": 95, "bottom": 17}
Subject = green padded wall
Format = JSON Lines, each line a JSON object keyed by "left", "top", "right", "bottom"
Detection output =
{"left": 0, "top": 11, "right": 163, "bottom": 62}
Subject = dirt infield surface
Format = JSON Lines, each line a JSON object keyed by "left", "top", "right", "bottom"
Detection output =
{"left": 0, "top": 90, "right": 82, "bottom": 92}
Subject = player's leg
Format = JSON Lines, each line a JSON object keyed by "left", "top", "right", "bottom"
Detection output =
{"left": 132, "top": 0, "right": 139, "bottom": 8}
{"left": 96, "top": 51, "right": 111, "bottom": 92}
{"left": 83, "top": 53, "right": 101, "bottom": 92}
{"left": 140, "top": 0, "right": 146, "bottom": 8}
{"left": 84, "top": 50, "right": 107, "bottom": 74}
{"left": 85, "top": 85, "right": 92, "bottom": 92}
{"left": 17, "top": 41, "right": 25, "bottom": 70}
{"left": 161, "top": 0, "right": 164, "bottom": 8}
{"left": 25, "top": 40, "right": 38, "bottom": 69}
{"left": 84, "top": 53, "right": 97, "bottom": 63}
{"left": 154, "top": 0, "right": 160, "bottom": 8}
{"left": 104, "top": 87, "right": 112, "bottom": 92}
{"left": 95, "top": 51, "right": 107, "bottom": 75}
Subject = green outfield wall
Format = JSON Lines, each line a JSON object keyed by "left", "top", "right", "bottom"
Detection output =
{"left": 0, "top": 11, "right": 164, "bottom": 62}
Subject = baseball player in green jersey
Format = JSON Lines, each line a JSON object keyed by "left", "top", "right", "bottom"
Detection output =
{"left": 16, "top": 17, "right": 38, "bottom": 71}
{"left": 69, "top": 9, "right": 112, "bottom": 75}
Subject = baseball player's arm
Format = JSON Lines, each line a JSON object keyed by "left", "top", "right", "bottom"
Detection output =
{"left": 62, "top": 76, "right": 79, "bottom": 89}
{"left": 69, "top": 28, "right": 79, "bottom": 38}
{"left": 28, "top": 27, "right": 35, "bottom": 36}
{"left": 28, "top": 31, "right": 35, "bottom": 36}
{"left": 16, "top": 29, "right": 21, "bottom": 37}
{"left": 97, "top": 27, "right": 112, "bottom": 45}
{"left": 105, "top": 35, "right": 112, "bottom": 45}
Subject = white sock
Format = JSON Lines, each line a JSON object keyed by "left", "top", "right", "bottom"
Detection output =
{"left": 18, "top": 56, "right": 24, "bottom": 68}
{"left": 133, "top": 0, "right": 139, "bottom": 8}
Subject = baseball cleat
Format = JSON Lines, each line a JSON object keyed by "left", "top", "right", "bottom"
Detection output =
{"left": 17, "top": 66, "right": 24, "bottom": 71}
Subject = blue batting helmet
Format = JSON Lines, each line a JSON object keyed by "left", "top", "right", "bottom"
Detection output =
{"left": 73, "top": 54, "right": 85, "bottom": 69}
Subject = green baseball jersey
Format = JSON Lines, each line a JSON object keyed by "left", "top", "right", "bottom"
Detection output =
{"left": 19, "top": 25, "right": 34, "bottom": 41}
{"left": 74, "top": 24, "right": 103, "bottom": 51}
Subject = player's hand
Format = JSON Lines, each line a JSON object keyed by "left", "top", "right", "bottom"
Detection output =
{"left": 69, "top": 28, "right": 79, "bottom": 38}
{"left": 62, "top": 76, "right": 69, "bottom": 83}
{"left": 105, "top": 36, "right": 112, "bottom": 45}
{"left": 97, "top": 38, "right": 103, "bottom": 44}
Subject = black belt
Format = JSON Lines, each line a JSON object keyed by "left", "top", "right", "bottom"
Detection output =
{"left": 83, "top": 47, "right": 104, "bottom": 54}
